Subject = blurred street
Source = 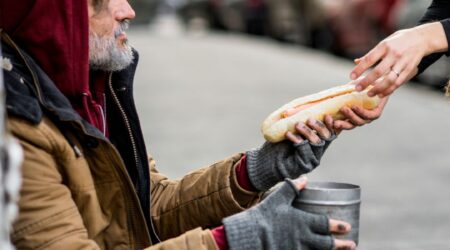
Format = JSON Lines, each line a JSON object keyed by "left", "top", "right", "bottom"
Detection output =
{"left": 129, "top": 19, "right": 450, "bottom": 249}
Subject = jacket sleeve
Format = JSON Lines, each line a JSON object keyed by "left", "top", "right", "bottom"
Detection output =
{"left": 149, "top": 154, "right": 261, "bottom": 240}
{"left": 9, "top": 119, "right": 99, "bottom": 250}
{"left": 417, "top": 0, "right": 450, "bottom": 74}
{"left": 144, "top": 228, "right": 217, "bottom": 250}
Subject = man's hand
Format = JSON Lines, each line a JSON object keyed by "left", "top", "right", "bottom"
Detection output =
{"left": 333, "top": 97, "right": 388, "bottom": 132}
{"left": 223, "top": 176, "right": 356, "bottom": 250}
{"left": 285, "top": 118, "right": 335, "bottom": 145}
{"left": 246, "top": 119, "right": 336, "bottom": 191}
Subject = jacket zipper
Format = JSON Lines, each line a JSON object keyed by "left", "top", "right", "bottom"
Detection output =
{"left": 3, "top": 34, "right": 151, "bottom": 248}
{"left": 108, "top": 74, "right": 160, "bottom": 243}
{"left": 108, "top": 72, "right": 152, "bottom": 248}
{"left": 107, "top": 74, "right": 140, "bottom": 180}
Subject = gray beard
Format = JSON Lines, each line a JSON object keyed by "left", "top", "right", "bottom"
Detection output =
{"left": 89, "top": 25, "right": 134, "bottom": 72}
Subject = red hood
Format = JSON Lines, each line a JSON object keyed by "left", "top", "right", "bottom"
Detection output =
{"left": 1, "top": 0, "right": 107, "bottom": 134}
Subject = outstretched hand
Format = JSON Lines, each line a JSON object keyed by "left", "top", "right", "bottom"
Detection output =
{"left": 246, "top": 116, "right": 337, "bottom": 192}
{"left": 290, "top": 177, "right": 357, "bottom": 250}
{"left": 285, "top": 117, "right": 335, "bottom": 145}
{"left": 223, "top": 176, "right": 357, "bottom": 250}
{"left": 349, "top": 22, "right": 448, "bottom": 98}
{"left": 350, "top": 28, "right": 423, "bottom": 98}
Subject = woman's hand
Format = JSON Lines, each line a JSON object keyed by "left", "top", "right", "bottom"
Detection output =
{"left": 350, "top": 22, "right": 448, "bottom": 98}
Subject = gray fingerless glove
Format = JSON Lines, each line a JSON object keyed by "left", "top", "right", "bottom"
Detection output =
{"left": 246, "top": 134, "right": 336, "bottom": 191}
{"left": 223, "top": 179, "right": 333, "bottom": 250}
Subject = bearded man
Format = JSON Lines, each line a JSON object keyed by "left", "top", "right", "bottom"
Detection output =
{"left": 0, "top": 0, "right": 379, "bottom": 249}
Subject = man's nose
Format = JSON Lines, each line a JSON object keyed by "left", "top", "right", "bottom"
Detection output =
{"left": 116, "top": 0, "right": 136, "bottom": 21}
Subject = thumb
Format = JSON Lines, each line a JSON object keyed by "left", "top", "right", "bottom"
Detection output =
{"left": 290, "top": 175, "right": 308, "bottom": 190}
{"left": 265, "top": 176, "right": 308, "bottom": 205}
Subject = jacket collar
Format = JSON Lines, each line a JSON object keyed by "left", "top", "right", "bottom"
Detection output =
{"left": 2, "top": 34, "right": 139, "bottom": 140}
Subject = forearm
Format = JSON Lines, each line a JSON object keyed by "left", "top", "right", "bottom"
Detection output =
{"left": 418, "top": 22, "right": 449, "bottom": 56}
{"left": 416, "top": 0, "right": 450, "bottom": 74}
{"left": 149, "top": 154, "right": 260, "bottom": 240}
{"left": 144, "top": 228, "right": 217, "bottom": 250}
{"left": 417, "top": 21, "right": 450, "bottom": 74}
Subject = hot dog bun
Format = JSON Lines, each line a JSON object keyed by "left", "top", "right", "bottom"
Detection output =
{"left": 262, "top": 84, "right": 380, "bottom": 143}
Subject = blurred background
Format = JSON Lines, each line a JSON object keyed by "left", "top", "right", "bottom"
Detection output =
{"left": 131, "top": 0, "right": 450, "bottom": 87}
{"left": 128, "top": 0, "right": 450, "bottom": 249}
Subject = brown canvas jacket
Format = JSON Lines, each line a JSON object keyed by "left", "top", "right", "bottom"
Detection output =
{"left": 2, "top": 33, "right": 260, "bottom": 250}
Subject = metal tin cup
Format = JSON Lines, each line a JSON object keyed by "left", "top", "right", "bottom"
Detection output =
{"left": 293, "top": 181, "right": 361, "bottom": 245}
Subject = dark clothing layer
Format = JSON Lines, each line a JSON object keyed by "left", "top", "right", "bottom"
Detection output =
{"left": 417, "top": 0, "right": 450, "bottom": 74}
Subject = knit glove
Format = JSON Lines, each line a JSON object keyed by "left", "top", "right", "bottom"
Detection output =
{"left": 223, "top": 179, "right": 333, "bottom": 250}
{"left": 246, "top": 134, "right": 336, "bottom": 191}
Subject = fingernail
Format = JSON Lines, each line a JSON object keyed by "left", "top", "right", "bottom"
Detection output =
{"left": 316, "top": 119, "right": 325, "bottom": 126}
{"left": 338, "top": 223, "right": 349, "bottom": 232}
{"left": 350, "top": 73, "right": 356, "bottom": 80}
{"left": 356, "top": 85, "right": 363, "bottom": 91}
{"left": 368, "top": 91, "right": 374, "bottom": 97}
{"left": 378, "top": 94, "right": 384, "bottom": 98}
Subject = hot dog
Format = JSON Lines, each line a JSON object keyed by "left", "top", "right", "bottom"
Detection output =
{"left": 262, "top": 84, "right": 381, "bottom": 143}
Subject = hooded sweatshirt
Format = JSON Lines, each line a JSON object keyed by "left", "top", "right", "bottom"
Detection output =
{"left": 0, "top": 0, "right": 107, "bottom": 133}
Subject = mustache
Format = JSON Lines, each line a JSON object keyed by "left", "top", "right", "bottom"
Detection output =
{"left": 114, "top": 20, "right": 130, "bottom": 39}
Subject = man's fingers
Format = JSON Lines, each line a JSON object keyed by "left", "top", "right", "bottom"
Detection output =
{"left": 287, "top": 118, "right": 332, "bottom": 145}
{"left": 295, "top": 122, "right": 322, "bottom": 144}
{"left": 324, "top": 115, "right": 334, "bottom": 131}
{"left": 329, "top": 219, "right": 356, "bottom": 250}
{"left": 334, "top": 120, "right": 355, "bottom": 131}
{"left": 329, "top": 219, "right": 351, "bottom": 234}
{"left": 351, "top": 44, "right": 386, "bottom": 80}
{"left": 291, "top": 175, "right": 308, "bottom": 190}
{"left": 340, "top": 107, "right": 366, "bottom": 126}
{"left": 351, "top": 106, "right": 378, "bottom": 121}
{"left": 334, "top": 239, "right": 357, "bottom": 250}
{"left": 307, "top": 118, "right": 331, "bottom": 139}
{"left": 351, "top": 96, "right": 388, "bottom": 121}
{"left": 286, "top": 131, "right": 304, "bottom": 144}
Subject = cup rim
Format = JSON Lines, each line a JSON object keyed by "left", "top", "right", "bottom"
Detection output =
{"left": 304, "top": 181, "right": 360, "bottom": 191}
